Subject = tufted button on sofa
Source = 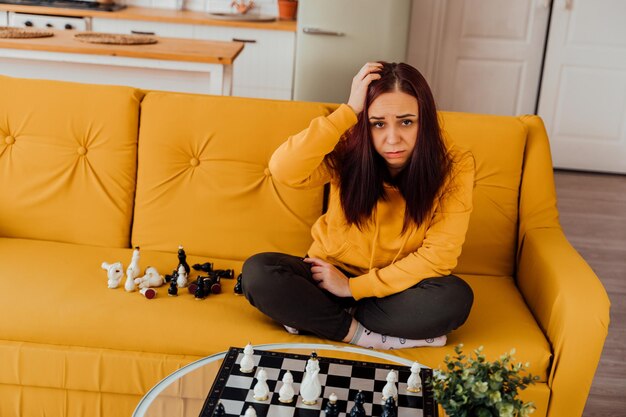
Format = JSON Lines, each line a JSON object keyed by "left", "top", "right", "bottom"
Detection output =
{"left": 0, "top": 75, "right": 609, "bottom": 417}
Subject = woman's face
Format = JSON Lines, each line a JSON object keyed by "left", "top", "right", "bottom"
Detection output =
{"left": 368, "top": 90, "right": 419, "bottom": 176}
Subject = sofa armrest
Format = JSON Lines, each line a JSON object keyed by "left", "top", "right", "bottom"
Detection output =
{"left": 517, "top": 227, "right": 610, "bottom": 417}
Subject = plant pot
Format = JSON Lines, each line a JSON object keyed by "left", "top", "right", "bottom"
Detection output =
{"left": 278, "top": 0, "right": 298, "bottom": 20}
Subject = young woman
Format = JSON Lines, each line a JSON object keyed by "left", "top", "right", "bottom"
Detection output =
{"left": 242, "top": 62, "right": 475, "bottom": 350}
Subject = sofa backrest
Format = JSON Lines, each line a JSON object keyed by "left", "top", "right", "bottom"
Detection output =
{"left": 441, "top": 112, "right": 528, "bottom": 277}
{"left": 132, "top": 92, "right": 335, "bottom": 259}
{"left": 0, "top": 76, "right": 143, "bottom": 247}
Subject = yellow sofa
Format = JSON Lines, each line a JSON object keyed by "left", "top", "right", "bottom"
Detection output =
{"left": 0, "top": 75, "right": 609, "bottom": 417}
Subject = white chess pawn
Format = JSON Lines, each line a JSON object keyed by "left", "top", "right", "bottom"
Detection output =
{"left": 176, "top": 264, "right": 188, "bottom": 288}
{"left": 278, "top": 370, "right": 295, "bottom": 403}
{"left": 125, "top": 247, "right": 140, "bottom": 292}
{"left": 253, "top": 368, "right": 270, "bottom": 401}
{"left": 101, "top": 261, "right": 123, "bottom": 289}
{"left": 406, "top": 362, "right": 422, "bottom": 393}
{"left": 239, "top": 343, "right": 255, "bottom": 374}
{"left": 244, "top": 406, "right": 257, "bottom": 417}
{"left": 382, "top": 370, "right": 398, "bottom": 401}
{"left": 134, "top": 266, "right": 164, "bottom": 289}
{"left": 300, "top": 355, "right": 322, "bottom": 405}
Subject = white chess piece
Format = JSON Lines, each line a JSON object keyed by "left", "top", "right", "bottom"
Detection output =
{"left": 382, "top": 370, "right": 398, "bottom": 401}
{"left": 134, "top": 266, "right": 164, "bottom": 289}
{"left": 125, "top": 247, "right": 140, "bottom": 292}
{"left": 406, "top": 362, "right": 422, "bottom": 393}
{"left": 239, "top": 343, "right": 255, "bottom": 373}
{"left": 244, "top": 406, "right": 257, "bottom": 417}
{"left": 101, "top": 261, "right": 124, "bottom": 289}
{"left": 300, "top": 355, "right": 322, "bottom": 405}
{"left": 253, "top": 368, "right": 270, "bottom": 401}
{"left": 278, "top": 370, "right": 295, "bottom": 403}
{"left": 176, "top": 264, "right": 188, "bottom": 288}
{"left": 139, "top": 288, "right": 157, "bottom": 299}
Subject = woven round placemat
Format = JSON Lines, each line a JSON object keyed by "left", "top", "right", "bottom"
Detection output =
{"left": 0, "top": 27, "right": 54, "bottom": 39}
{"left": 74, "top": 32, "right": 158, "bottom": 45}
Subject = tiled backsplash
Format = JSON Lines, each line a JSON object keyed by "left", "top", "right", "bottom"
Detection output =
{"left": 123, "top": 0, "right": 279, "bottom": 14}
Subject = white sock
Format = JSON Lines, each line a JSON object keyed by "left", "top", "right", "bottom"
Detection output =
{"left": 349, "top": 323, "right": 447, "bottom": 350}
{"left": 283, "top": 324, "right": 300, "bottom": 335}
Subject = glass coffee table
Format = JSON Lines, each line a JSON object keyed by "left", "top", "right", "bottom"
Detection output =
{"left": 133, "top": 343, "right": 436, "bottom": 417}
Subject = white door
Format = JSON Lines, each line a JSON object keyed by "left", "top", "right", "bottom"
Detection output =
{"left": 538, "top": 0, "right": 626, "bottom": 173}
{"left": 410, "top": 0, "right": 550, "bottom": 116}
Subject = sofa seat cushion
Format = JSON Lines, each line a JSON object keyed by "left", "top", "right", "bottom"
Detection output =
{"left": 0, "top": 238, "right": 551, "bottom": 386}
{"left": 0, "top": 76, "right": 143, "bottom": 248}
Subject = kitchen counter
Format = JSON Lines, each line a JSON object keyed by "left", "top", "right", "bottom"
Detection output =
{"left": 0, "top": 4, "right": 297, "bottom": 31}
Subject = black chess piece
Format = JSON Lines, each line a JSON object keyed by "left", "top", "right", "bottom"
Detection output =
{"left": 324, "top": 394, "right": 339, "bottom": 417}
{"left": 192, "top": 262, "right": 213, "bottom": 273}
{"left": 234, "top": 273, "right": 243, "bottom": 295}
{"left": 208, "top": 274, "right": 221, "bottom": 294}
{"left": 167, "top": 279, "right": 178, "bottom": 296}
{"left": 177, "top": 246, "right": 190, "bottom": 275}
{"left": 214, "top": 268, "right": 234, "bottom": 279}
{"left": 349, "top": 391, "right": 366, "bottom": 417}
{"left": 381, "top": 396, "right": 397, "bottom": 417}
{"left": 213, "top": 401, "right": 226, "bottom": 417}
{"left": 194, "top": 278, "right": 206, "bottom": 299}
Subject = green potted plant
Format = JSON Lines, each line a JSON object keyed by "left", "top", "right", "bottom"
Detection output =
{"left": 277, "top": 0, "right": 298, "bottom": 20}
{"left": 432, "top": 345, "right": 539, "bottom": 417}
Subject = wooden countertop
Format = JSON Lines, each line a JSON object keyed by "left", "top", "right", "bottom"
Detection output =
{"left": 0, "top": 28, "right": 244, "bottom": 63}
{"left": 0, "top": 5, "right": 297, "bottom": 31}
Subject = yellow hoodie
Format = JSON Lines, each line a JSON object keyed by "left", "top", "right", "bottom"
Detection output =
{"left": 269, "top": 104, "right": 475, "bottom": 300}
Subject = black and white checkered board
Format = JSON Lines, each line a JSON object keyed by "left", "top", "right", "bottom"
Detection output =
{"left": 199, "top": 347, "right": 438, "bottom": 417}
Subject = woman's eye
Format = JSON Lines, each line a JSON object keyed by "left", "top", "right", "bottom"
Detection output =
{"left": 401, "top": 119, "right": 413, "bottom": 126}
{"left": 372, "top": 122, "right": 385, "bottom": 128}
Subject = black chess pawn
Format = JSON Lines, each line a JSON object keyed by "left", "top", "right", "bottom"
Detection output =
{"left": 194, "top": 278, "right": 206, "bottom": 300}
{"left": 214, "top": 268, "right": 234, "bottom": 279}
{"left": 208, "top": 275, "right": 222, "bottom": 294}
{"left": 167, "top": 279, "right": 178, "bottom": 296}
{"left": 381, "top": 396, "right": 397, "bottom": 417}
{"left": 324, "top": 393, "right": 339, "bottom": 417}
{"left": 213, "top": 401, "right": 226, "bottom": 417}
{"left": 234, "top": 273, "right": 243, "bottom": 295}
{"left": 192, "top": 262, "right": 213, "bottom": 273}
{"left": 349, "top": 390, "right": 366, "bottom": 417}
{"left": 177, "top": 245, "right": 190, "bottom": 275}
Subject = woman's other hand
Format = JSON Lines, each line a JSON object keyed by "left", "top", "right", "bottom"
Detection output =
{"left": 347, "top": 62, "right": 383, "bottom": 114}
{"left": 304, "top": 257, "right": 352, "bottom": 298}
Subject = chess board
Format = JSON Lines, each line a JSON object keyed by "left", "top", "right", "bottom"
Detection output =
{"left": 199, "top": 347, "right": 438, "bottom": 417}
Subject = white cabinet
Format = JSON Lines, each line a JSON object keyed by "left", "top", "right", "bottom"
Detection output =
{"left": 1, "top": 12, "right": 8, "bottom": 26}
{"left": 91, "top": 18, "right": 194, "bottom": 38}
{"left": 537, "top": 0, "right": 626, "bottom": 174}
{"left": 194, "top": 26, "right": 295, "bottom": 100}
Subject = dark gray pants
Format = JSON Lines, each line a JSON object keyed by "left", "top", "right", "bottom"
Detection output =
{"left": 242, "top": 252, "right": 473, "bottom": 342}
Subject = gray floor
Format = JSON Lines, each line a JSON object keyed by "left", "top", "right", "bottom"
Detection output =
{"left": 553, "top": 170, "right": 626, "bottom": 417}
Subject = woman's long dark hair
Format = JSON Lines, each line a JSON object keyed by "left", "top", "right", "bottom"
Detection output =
{"left": 327, "top": 62, "right": 452, "bottom": 233}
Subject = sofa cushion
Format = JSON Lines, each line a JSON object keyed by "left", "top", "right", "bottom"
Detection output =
{"left": 132, "top": 93, "right": 336, "bottom": 259}
{"left": 441, "top": 112, "right": 527, "bottom": 277}
{"left": 0, "top": 238, "right": 551, "bottom": 382}
{"left": 0, "top": 76, "right": 143, "bottom": 248}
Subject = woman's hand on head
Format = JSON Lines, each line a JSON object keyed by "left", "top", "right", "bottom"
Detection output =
{"left": 303, "top": 257, "right": 352, "bottom": 298}
{"left": 347, "top": 62, "right": 383, "bottom": 114}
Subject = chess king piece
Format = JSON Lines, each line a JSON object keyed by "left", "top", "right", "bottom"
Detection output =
{"left": 278, "top": 370, "right": 295, "bottom": 403}
{"left": 177, "top": 245, "right": 190, "bottom": 275}
{"left": 324, "top": 392, "right": 339, "bottom": 417}
{"left": 101, "top": 261, "right": 123, "bottom": 289}
{"left": 176, "top": 264, "right": 188, "bottom": 288}
{"left": 349, "top": 390, "right": 366, "bottom": 417}
{"left": 125, "top": 247, "right": 141, "bottom": 292}
{"left": 406, "top": 362, "right": 422, "bottom": 393}
{"left": 382, "top": 370, "right": 398, "bottom": 401}
{"left": 234, "top": 273, "right": 243, "bottom": 295}
{"left": 239, "top": 343, "right": 255, "bottom": 373}
{"left": 253, "top": 368, "right": 270, "bottom": 401}
{"left": 381, "top": 396, "right": 398, "bottom": 417}
{"left": 300, "top": 353, "right": 322, "bottom": 405}
{"left": 134, "top": 266, "right": 164, "bottom": 289}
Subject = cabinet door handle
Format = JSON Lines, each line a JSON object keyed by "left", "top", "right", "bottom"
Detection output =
{"left": 131, "top": 30, "right": 156, "bottom": 36}
{"left": 302, "top": 27, "right": 345, "bottom": 37}
{"left": 232, "top": 38, "right": 257, "bottom": 43}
